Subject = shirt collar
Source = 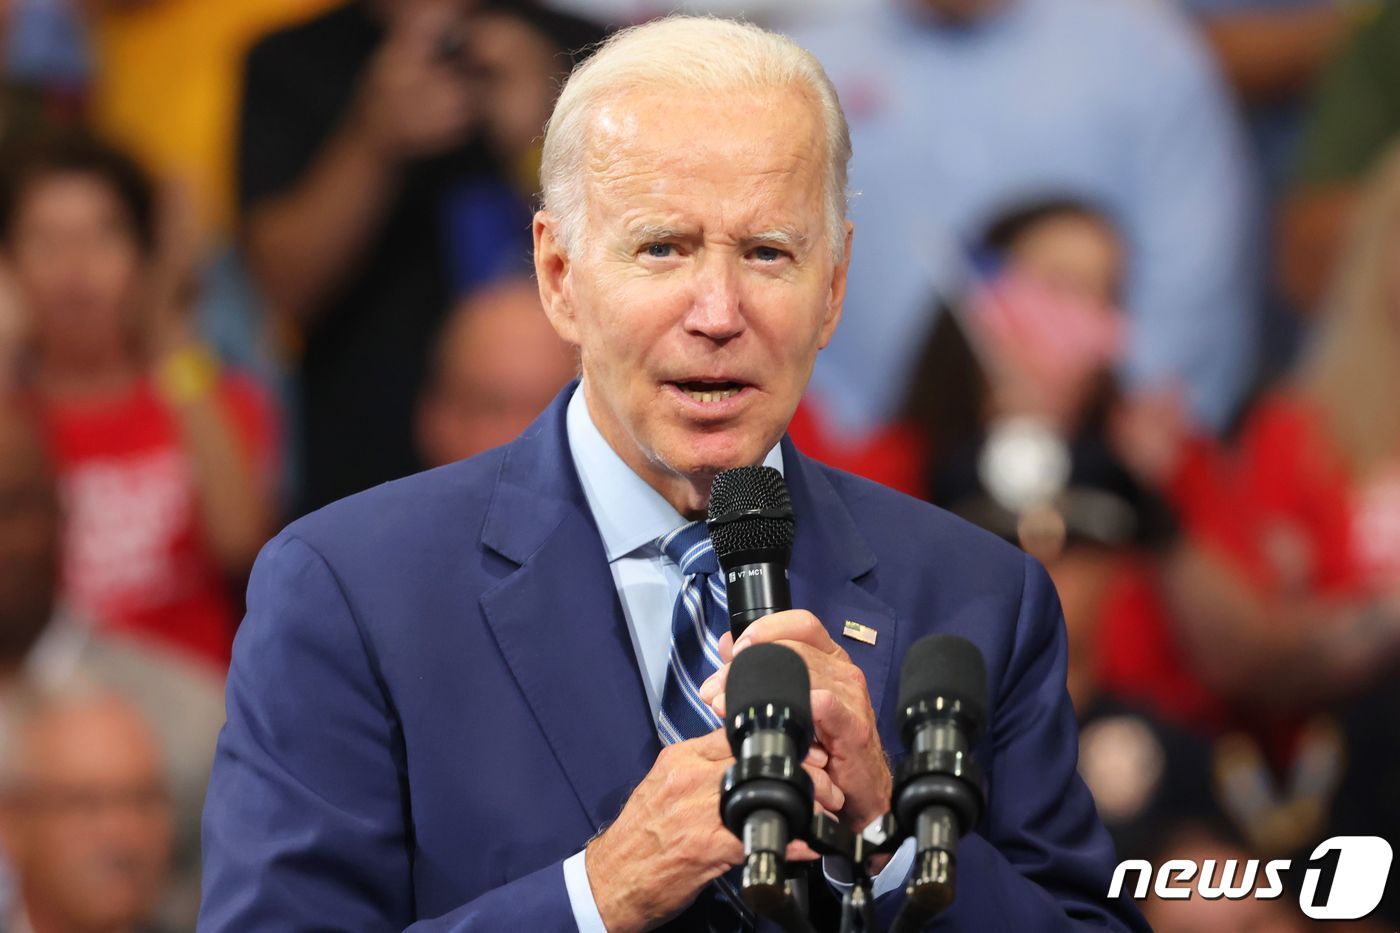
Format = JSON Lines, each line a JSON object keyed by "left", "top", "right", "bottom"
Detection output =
{"left": 565, "top": 383, "right": 783, "bottom": 563}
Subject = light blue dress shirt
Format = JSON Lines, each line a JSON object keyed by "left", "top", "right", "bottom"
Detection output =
{"left": 560, "top": 385, "right": 912, "bottom": 930}
{"left": 790, "top": 0, "right": 1259, "bottom": 435}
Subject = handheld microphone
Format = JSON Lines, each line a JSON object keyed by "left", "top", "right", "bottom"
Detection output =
{"left": 720, "top": 643, "right": 814, "bottom": 913}
{"left": 708, "top": 466, "right": 795, "bottom": 637}
{"left": 892, "top": 634, "right": 988, "bottom": 921}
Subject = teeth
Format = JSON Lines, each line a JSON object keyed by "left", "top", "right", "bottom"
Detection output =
{"left": 684, "top": 387, "right": 740, "bottom": 403}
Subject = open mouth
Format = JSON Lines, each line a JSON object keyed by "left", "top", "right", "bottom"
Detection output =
{"left": 672, "top": 379, "right": 747, "bottom": 403}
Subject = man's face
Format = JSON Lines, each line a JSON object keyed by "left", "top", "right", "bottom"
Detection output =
{"left": 536, "top": 85, "right": 850, "bottom": 506}
{"left": 418, "top": 283, "right": 577, "bottom": 467}
{"left": 0, "top": 700, "right": 173, "bottom": 932}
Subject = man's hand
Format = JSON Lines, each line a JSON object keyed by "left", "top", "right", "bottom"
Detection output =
{"left": 586, "top": 728, "right": 843, "bottom": 932}
{"left": 350, "top": 3, "right": 478, "bottom": 162}
{"left": 699, "top": 611, "right": 893, "bottom": 832}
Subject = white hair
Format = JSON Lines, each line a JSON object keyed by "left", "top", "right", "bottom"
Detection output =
{"left": 540, "top": 15, "right": 852, "bottom": 261}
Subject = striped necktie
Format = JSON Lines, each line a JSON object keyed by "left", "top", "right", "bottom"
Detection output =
{"left": 657, "top": 520, "right": 754, "bottom": 930}
{"left": 657, "top": 520, "right": 729, "bottom": 743}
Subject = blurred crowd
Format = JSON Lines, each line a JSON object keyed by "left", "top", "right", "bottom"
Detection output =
{"left": 0, "top": 0, "right": 1396, "bottom": 929}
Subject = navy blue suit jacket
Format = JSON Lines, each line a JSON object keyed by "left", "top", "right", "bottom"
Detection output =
{"left": 200, "top": 388, "right": 1147, "bottom": 931}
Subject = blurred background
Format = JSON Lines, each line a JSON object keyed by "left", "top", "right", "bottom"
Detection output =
{"left": 0, "top": 0, "right": 1396, "bottom": 929}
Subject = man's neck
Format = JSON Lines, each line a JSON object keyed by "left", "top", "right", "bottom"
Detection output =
{"left": 580, "top": 382, "right": 716, "bottom": 520}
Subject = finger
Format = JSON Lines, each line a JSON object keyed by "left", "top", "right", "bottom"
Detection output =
{"left": 733, "top": 610, "right": 843, "bottom": 658}
{"left": 711, "top": 693, "right": 725, "bottom": 720}
{"left": 764, "top": 640, "right": 867, "bottom": 706}
{"left": 764, "top": 639, "right": 842, "bottom": 683}
{"left": 804, "top": 744, "right": 829, "bottom": 769}
{"left": 698, "top": 664, "right": 729, "bottom": 705}
{"left": 785, "top": 839, "right": 821, "bottom": 862}
{"left": 810, "top": 687, "right": 872, "bottom": 755}
{"left": 804, "top": 762, "right": 845, "bottom": 814}
{"left": 707, "top": 830, "right": 746, "bottom": 873}
{"left": 686, "top": 728, "right": 735, "bottom": 761}
{"left": 718, "top": 630, "right": 735, "bottom": 663}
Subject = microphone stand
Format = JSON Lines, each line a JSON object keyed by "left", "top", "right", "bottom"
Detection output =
{"left": 804, "top": 813, "right": 903, "bottom": 933}
{"left": 888, "top": 817, "right": 956, "bottom": 933}
{"left": 738, "top": 850, "right": 818, "bottom": 933}
{"left": 740, "top": 810, "right": 960, "bottom": 932}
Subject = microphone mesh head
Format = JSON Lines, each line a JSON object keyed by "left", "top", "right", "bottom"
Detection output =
{"left": 725, "top": 643, "right": 812, "bottom": 750}
{"left": 897, "top": 634, "right": 988, "bottom": 735}
{"left": 707, "top": 466, "right": 795, "bottom": 560}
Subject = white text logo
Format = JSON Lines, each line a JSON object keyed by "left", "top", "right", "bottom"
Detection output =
{"left": 1109, "top": 836, "right": 1392, "bottom": 920}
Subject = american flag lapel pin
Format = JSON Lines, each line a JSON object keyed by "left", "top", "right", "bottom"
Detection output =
{"left": 842, "top": 620, "right": 878, "bottom": 646}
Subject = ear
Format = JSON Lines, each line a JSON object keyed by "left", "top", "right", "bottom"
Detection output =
{"left": 533, "top": 211, "right": 581, "bottom": 347}
{"left": 817, "top": 220, "right": 854, "bottom": 350}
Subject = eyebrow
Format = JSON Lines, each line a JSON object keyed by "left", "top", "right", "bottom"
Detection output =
{"left": 625, "top": 223, "right": 811, "bottom": 248}
{"left": 745, "top": 227, "right": 810, "bottom": 251}
{"left": 626, "top": 222, "right": 693, "bottom": 244}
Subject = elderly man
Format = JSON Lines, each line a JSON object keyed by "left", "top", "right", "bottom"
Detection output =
{"left": 201, "top": 16, "right": 1145, "bottom": 931}
{"left": 0, "top": 690, "right": 175, "bottom": 933}
{"left": 0, "top": 399, "right": 224, "bottom": 929}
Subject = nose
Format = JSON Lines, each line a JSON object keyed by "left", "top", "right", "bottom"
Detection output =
{"left": 682, "top": 252, "right": 744, "bottom": 342}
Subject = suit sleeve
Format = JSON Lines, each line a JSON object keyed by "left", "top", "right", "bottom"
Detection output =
{"left": 873, "top": 555, "right": 1150, "bottom": 931}
{"left": 198, "top": 532, "right": 579, "bottom": 932}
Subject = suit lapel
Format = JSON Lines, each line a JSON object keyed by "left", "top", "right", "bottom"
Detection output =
{"left": 475, "top": 393, "right": 899, "bottom": 833}
{"left": 782, "top": 439, "right": 899, "bottom": 722}
{"left": 479, "top": 386, "right": 660, "bottom": 830}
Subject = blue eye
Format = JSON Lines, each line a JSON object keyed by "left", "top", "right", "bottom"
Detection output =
{"left": 646, "top": 243, "right": 673, "bottom": 258}
{"left": 753, "top": 246, "right": 784, "bottom": 262}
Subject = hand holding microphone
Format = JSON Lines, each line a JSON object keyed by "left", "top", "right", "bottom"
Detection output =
{"left": 705, "top": 620, "right": 893, "bottom": 834}
{"left": 703, "top": 467, "right": 894, "bottom": 833}
{"left": 583, "top": 725, "right": 838, "bottom": 931}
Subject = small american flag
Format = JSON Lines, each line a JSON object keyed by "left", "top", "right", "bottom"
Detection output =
{"left": 842, "top": 620, "right": 878, "bottom": 646}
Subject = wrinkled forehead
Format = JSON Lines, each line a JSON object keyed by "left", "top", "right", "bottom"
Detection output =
{"left": 579, "top": 85, "right": 829, "bottom": 230}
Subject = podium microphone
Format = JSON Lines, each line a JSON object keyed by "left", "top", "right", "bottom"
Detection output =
{"left": 720, "top": 643, "right": 814, "bottom": 915}
{"left": 892, "top": 634, "right": 988, "bottom": 927}
{"left": 708, "top": 466, "right": 795, "bottom": 638}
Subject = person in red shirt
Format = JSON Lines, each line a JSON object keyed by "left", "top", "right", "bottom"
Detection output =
{"left": 0, "top": 133, "right": 277, "bottom": 670}
{"left": 1094, "top": 146, "right": 1400, "bottom": 868}
{"left": 1143, "top": 142, "right": 1400, "bottom": 715}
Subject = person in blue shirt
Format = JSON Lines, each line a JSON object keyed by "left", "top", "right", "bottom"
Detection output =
{"left": 789, "top": 0, "right": 1259, "bottom": 439}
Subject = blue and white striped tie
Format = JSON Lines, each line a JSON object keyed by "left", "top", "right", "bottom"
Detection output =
{"left": 657, "top": 520, "right": 730, "bottom": 744}
{"left": 657, "top": 520, "right": 754, "bottom": 930}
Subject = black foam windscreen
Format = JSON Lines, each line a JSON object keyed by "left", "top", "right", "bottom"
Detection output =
{"left": 725, "top": 643, "right": 812, "bottom": 749}
{"left": 897, "top": 634, "right": 988, "bottom": 736}
{"left": 707, "top": 466, "right": 795, "bottom": 561}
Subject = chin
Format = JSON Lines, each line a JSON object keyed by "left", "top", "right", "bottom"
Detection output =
{"left": 662, "top": 429, "right": 775, "bottom": 479}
